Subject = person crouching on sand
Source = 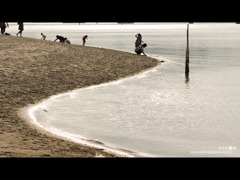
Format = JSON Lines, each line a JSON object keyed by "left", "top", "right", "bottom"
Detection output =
{"left": 82, "top": 35, "right": 88, "bottom": 46}
{"left": 41, "top": 33, "right": 46, "bottom": 40}
{"left": 54, "top": 35, "right": 65, "bottom": 43}
{"left": 135, "top": 43, "right": 147, "bottom": 56}
{"left": 64, "top": 37, "right": 71, "bottom": 44}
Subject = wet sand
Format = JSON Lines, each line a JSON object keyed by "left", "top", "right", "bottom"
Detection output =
{"left": 0, "top": 36, "right": 160, "bottom": 157}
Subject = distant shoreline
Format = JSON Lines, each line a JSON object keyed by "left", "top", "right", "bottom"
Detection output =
{"left": 0, "top": 36, "right": 161, "bottom": 157}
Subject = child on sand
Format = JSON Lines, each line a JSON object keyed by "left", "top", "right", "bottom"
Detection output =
{"left": 82, "top": 35, "right": 88, "bottom": 46}
{"left": 64, "top": 37, "right": 71, "bottom": 44}
{"left": 135, "top": 43, "right": 147, "bottom": 56}
{"left": 41, "top": 33, "right": 46, "bottom": 40}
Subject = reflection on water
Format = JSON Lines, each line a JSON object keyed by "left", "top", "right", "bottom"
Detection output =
{"left": 185, "top": 73, "right": 190, "bottom": 85}
{"left": 28, "top": 23, "right": 240, "bottom": 157}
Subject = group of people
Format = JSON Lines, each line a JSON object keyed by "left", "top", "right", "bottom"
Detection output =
{"left": 1, "top": 22, "right": 147, "bottom": 56}
{"left": 51, "top": 34, "right": 147, "bottom": 56}
{"left": 46, "top": 33, "right": 146, "bottom": 55}
{"left": 41, "top": 34, "right": 88, "bottom": 46}
{"left": 0, "top": 22, "right": 88, "bottom": 46}
{"left": 0, "top": 22, "right": 24, "bottom": 36}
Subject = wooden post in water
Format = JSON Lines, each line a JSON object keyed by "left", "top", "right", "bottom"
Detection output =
{"left": 185, "top": 23, "right": 190, "bottom": 75}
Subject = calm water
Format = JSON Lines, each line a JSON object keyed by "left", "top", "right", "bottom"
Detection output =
{"left": 17, "top": 23, "right": 240, "bottom": 157}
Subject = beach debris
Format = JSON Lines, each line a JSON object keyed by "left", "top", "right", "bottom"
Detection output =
{"left": 86, "top": 139, "right": 104, "bottom": 145}
{"left": 40, "top": 107, "right": 48, "bottom": 112}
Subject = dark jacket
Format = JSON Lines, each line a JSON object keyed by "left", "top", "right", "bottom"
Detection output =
{"left": 18, "top": 22, "right": 24, "bottom": 30}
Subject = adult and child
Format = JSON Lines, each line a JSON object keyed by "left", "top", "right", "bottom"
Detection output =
{"left": 135, "top": 33, "right": 147, "bottom": 56}
{"left": 54, "top": 35, "right": 71, "bottom": 44}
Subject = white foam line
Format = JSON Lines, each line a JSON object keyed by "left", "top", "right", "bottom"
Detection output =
{"left": 27, "top": 104, "right": 134, "bottom": 157}
{"left": 27, "top": 102, "right": 166, "bottom": 157}
{"left": 38, "top": 55, "right": 165, "bottom": 102}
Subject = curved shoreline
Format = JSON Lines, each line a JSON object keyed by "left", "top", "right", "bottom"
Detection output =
{"left": 18, "top": 104, "right": 135, "bottom": 157}
{"left": 0, "top": 36, "right": 161, "bottom": 157}
{"left": 19, "top": 63, "right": 162, "bottom": 157}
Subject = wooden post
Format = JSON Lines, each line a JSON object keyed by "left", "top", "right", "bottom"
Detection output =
{"left": 185, "top": 23, "right": 189, "bottom": 75}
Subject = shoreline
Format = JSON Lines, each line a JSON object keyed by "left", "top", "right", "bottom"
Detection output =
{"left": 0, "top": 36, "right": 161, "bottom": 157}
{"left": 19, "top": 63, "right": 162, "bottom": 157}
{"left": 18, "top": 105, "right": 135, "bottom": 157}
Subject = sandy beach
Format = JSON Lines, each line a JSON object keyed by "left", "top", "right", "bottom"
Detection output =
{"left": 0, "top": 35, "right": 160, "bottom": 157}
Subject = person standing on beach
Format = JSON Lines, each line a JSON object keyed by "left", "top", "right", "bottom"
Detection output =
{"left": 41, "top": 33, "right": 46, "bottom": 40}
{"left": 54, "top": 35, "right": 66, "bottom": 43}
{"left": 135, "top": 43, "right": 147, "bottom": 56}
{"left": 82, "top": 35, "right": 88, "bottom": 46}
{"left": 0, "top": 22, "right": 9, "bottom": 35}
{"left": 135, "top": 33, "right": 143, "bottom": 47}
{"left": 16, "top": 22, "right": 24, "bottom": 37}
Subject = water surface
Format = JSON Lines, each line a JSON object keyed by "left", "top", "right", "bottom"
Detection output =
{"left": 20, "top": 23, "right": 240, "bottom": 156}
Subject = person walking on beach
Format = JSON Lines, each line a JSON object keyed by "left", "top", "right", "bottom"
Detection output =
{"left": 16, "top": 22, "right": 24, "bottom": 37}
{"left": 54, "top": 35, "right": 66, "bottom": 43}
{"left": 0, "top": 22, "right": 9, "bottom": 35}
{"left": 82, "top": 35, "right": 88, "bottom": 46}
{"left": 41, "top": 33, "right": 46, "bottom": 40}
{"left": 135, "top": 43, "right": 147, "bottom": 56}
{"left": 135, "top": 33, "right": 143, "bottom": 47}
